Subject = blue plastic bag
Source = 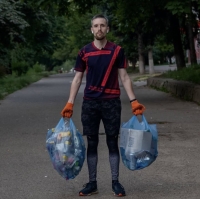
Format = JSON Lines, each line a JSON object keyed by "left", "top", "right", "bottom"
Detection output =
{"left": 120, "top": 115, "right": 158, "bottom": 171}
{"left": 46, "top": 118, "right": 86, "bottom": 180}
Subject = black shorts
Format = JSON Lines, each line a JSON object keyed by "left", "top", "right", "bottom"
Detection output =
{"left": 81, "top": 98, "right": 121, "bottom": 136}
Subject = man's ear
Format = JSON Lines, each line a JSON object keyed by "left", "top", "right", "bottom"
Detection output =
{"left": 107, "top": 27, "right": 110, "bottom": 33}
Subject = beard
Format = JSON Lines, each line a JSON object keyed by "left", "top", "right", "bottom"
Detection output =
{"left": 94, "top": 32, "right": 106, "bottom": 40}
{"left": 95, "top": 36, "right": 106, "bottom": 40}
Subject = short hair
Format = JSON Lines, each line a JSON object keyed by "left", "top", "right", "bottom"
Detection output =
{"left": 91, "top": 14, "right": 109, "bottom": 26}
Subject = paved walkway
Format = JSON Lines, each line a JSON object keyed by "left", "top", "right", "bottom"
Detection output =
{"left": 0, "top": 72, "right": 200, "bottom": 199}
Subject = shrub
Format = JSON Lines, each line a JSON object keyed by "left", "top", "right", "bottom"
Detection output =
{"left": 163, "top": 64, "right": 200, "bottom": 85}
{"left": 33, "top": 62, "right": 45, "bottom": 73}
{"left": 11, "top": 61, "right": 30, "bottom": 76}
{"left": 61, "top": 60, "right": 75, "bottom": 72}
{"left": 53, "top": 66, "right": 61, "bottom": 73}
{"left": 0, "top": 65, "right": 6, "bottom": 77}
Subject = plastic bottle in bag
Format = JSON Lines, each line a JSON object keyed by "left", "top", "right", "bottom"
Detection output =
{"left": 128, "top": 153, "right": 137, "bottom": 170}
{"left": 136, "top": 151, "right": 154, "bottom": 168}
{"left": 120, "top": 147, "right": 128, "bottom": 168}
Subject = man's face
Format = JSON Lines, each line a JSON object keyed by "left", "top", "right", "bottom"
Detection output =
{"left": 91, "top": 18, "right": 109, "bottom": 40}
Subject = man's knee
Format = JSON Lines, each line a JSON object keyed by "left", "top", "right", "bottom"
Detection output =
{"left": 87, "top": 135, "right": 99, "bottom": 150}
{"left": 106, "top": 135, "right": 119, "bottom": 152}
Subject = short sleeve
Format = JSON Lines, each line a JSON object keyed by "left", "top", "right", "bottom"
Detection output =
{"left": 116, "top": 48, "right": 127, "bottom": 69}
{"left": 74, "top": 49, "right": 86, "bottom": 72}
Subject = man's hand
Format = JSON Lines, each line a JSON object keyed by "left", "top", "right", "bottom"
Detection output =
{"left": 61, "top": 102, "right": 74, "bottom": 118}
{"left": 131, "top": 100, "right": 145, "bottom": 115}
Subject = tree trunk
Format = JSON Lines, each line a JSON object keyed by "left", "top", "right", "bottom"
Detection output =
{"left": 138, "top": 33, "right": 145, "bottom": 74}
{"left": 187, "top": 49, "right": 191, "bottom": 64}
{"left": 169, "top": 56, "right": 172, "bottom": 64}
{"left": 130, "top": 58, "right": 137, "bottom": 69}
{"left": 187, "top": 2, "right": 197, "bottom": 65}
{"left": 170, "top": 15, "right": 186, "bottom": 70}
{"left": 148, "top": 47, "right": 155, "bottom": 74}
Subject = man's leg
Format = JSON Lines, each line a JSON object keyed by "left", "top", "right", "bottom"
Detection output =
{"left": 79, "top": 135, "right": 99, "bottom": 196}
{"left": 106, "top": 134, "right": 120, "bottom": 181}
{"left": 80, "top": 100, "right": 100, "bottom": 196}
{"left": 87, "top": 134, "right": 99, "bottom": 182}
{"left": 102, "top": 98, "right": 126, "bottom": 196}
{"left": 106, "top": 135, "right": 125, "bottom": 197}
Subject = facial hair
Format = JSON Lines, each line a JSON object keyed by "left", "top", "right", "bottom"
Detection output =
{"left": 94, "top": 31, "right": 106, "bottom": 40}
{"left": 95, "top": 35, "right": 106, "bottom": 40}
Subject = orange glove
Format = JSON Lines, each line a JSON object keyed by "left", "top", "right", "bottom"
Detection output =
{"left": 61, "top": 102, "right": 73, "bottom": 118}
{"left": 131, "top": 100, "right": 145, "bottom": 115}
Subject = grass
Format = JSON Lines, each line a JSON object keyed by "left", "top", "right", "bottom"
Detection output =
{"left": 128, "top": 64, "right": 200, "bottom": 85}
{"left": 161, "top": 64, "right": 200, "bottom": 85}
{"left": 0, "top": 70, "right": 56, "bottom": 100}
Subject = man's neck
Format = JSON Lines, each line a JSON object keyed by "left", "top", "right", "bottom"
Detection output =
{"left": 93, "top": 39, "right": 107, "bottom": 50}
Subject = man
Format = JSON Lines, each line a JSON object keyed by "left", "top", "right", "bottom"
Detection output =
{"left": 61, "top": 14, "right": 145, "bottom": 197}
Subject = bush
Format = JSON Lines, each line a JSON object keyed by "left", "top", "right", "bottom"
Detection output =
{"left": 33, "top": 62, "right": 45, "bottom": 73}
{"left": 11, "top": 61, "right": 29, "bottom": 76}
{"left": 0, "top": 65, "right": 6, "bottom": 77}
{"left": 0, "top": 72, "right": 51, "bottom": 100}
{"left": 162, "top": 64, "right": 200, "bottom": 85}
{"left": 61, "top": 60, "right": 75, "bottom": 72}
{"left": 53, "top": 66, "right": 62, "bottom": 73}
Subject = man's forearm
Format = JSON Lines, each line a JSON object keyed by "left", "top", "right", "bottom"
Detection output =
{"left": 118, "top": 68, "right": 136, "bottom": 101}
{"left": 122, "top": 77, "right": 136, "bottom": 100}
{"left": 68, "top": 72, "right": 83, "bottom": 103}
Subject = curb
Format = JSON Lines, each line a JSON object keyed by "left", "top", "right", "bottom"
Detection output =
{"left": 147, "top": 77, "right": 200, "bottom": 104}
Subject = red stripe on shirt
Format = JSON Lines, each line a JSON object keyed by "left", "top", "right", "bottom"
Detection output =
{"left": 84, "top": 51, "right": 111, "bottom": 58}
{"left": 104, "top": 88, "right": 120, "bottom": 94}
{"left": 89, "top": 86, "right": 103, "bottom": 92}
{"left": 89, "top": 86, "right": 120, "bottom": 95}
{"left": 101, "top": 46, "right": 121, "bottom": 87}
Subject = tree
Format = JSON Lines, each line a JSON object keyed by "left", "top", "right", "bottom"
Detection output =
{"left": 0, "top": 0, "right": 29, "bottom": 73}
{"left": 165, "top": 0, "right": 200, "bottom": 66}
{"left": 0, "top": 0, "right": 72, "bottom": 74}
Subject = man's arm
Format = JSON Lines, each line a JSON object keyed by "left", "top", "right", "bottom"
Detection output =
{"left": 118, "top": 68, "right": 136, "bottom": 100}
{"left": 68, "top": 71, "right": 84, "bottom": 103}
{"left": 118, "top": 68, "right": 145, "bottom": 115}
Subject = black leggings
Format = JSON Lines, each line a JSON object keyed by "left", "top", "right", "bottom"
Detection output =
{"left": 87, "top": 134, "right": 120, "bottom": 182}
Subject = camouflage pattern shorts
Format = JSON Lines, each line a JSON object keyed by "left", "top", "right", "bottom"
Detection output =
{"left": 81, "top": 98, "right": 121, "bottom": 136}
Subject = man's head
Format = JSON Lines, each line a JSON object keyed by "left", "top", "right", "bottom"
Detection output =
{"left": 91, "top": 14, "right": 109, "bottom": 40}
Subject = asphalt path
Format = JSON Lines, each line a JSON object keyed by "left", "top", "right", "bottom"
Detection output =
{"left": 0, "top": 72, "right": 200, "bottom": 199}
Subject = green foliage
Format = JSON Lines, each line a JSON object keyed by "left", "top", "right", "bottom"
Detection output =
{"left": 0, "top": 0, "right": 70, "bottom": 74}
{"left": 0, "top": 74, "right": 39, "bottom": 99}
{"left": 0, "top": 65, "right": 6, "bottom": 77}
{"left": 0, "top": 0, "right": 29, "bottom": 73}
{"left": 53, "top": 66, "right": 62, "bottom": 73}
{"left": 153, "top": 35, "right": 174, "bottom": 64}
{"left": 162, "top": 65, "right": 200, "bottom": 84}
{"left": 1, "top": 0, "right": 199, "bottom": 77}
{"left": 0, "top": 69, "right": 56, "bottom": 99}
{"left": 22, "top": 0, "right": 71, "bottom": 15}
{"left": 154, "top": 36, "right": 174, "bottom": 53}
{"left": 165, "top": 0, "right": 191, "bottom": 15}
{"left": 0, "top": 44, "right": 10, "bottom": 71}
{"left": 0, "top": 0, "right": 29, "bottom": 37}
{"left": 61, "top": 60, "right": 76, "bottom": 71}
{"left": 11, "top": 60, "right": 29, "bottom": 76}
{"left": 33, "top": 62, "right": 45, "bottom": 73}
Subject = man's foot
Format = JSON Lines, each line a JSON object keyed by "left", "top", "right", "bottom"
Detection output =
{"left": 112, "top": 180, "right": 126, "bottom": 197}
{"left": 79, "top": 181, "right": 98, "bottom": 196}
